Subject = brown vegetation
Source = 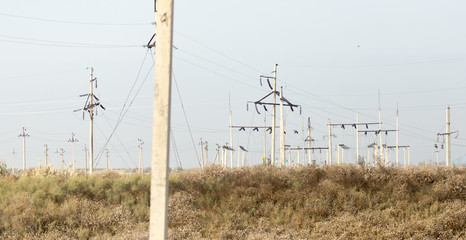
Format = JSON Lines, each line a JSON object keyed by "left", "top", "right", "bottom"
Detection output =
{"left": 0, "top": 165, "right": 465, "bottom": 239}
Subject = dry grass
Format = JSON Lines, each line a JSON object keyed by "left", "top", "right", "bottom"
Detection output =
{"left": 0, "top": 165, "right": 464, "bottom": 239}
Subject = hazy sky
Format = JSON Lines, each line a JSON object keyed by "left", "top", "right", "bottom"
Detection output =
{"left": 1, "top": 0, "right": 466, "bottom": 170}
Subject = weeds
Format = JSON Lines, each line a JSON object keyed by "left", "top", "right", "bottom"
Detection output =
{"left": 0, "top": 165, "right": 464, "bottom": 239}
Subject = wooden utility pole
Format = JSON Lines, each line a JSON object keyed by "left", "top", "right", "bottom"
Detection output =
{"left": 150, "top": 0, "right": 174, "bottom": 238}
{"left": 18, "top": 127, "right": 29, "bottom": 171}
{"left": 68, "top": 133, "right": 78, "bottom": 172}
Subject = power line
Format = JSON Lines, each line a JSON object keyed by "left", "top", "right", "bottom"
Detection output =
{"left": 172, "top": 68, "right": 201, "bottom": 167}
{"left": 0, "top": 34, "right": 141, "bottom": 48}
{"left": 0, "top": 12, "right": 153, "bottom": 26}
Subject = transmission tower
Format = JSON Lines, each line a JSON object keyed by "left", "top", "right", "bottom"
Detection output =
{"left": 75, "top": 67, "right": 105, "bottom": 174}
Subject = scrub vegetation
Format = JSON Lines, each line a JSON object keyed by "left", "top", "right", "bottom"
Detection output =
{"left": 0, "top": 165, "right": 464, "bottom": 239}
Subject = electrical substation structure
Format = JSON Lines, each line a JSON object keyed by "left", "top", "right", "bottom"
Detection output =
{"left": 75, "top": 67, "right": 105, "bottom": 174}
{"left": 247, "top": 65, "right": 301, "bottom": 166}
{"left": 328, "top": 120, "right": 379, "bottom": 165}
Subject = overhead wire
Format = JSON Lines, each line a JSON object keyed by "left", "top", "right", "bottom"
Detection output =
{"left": 172, "top": 68, "right": 201, "bottom": 167}
{"left": 0, "top": 12, "right": 153, "bottom": 26}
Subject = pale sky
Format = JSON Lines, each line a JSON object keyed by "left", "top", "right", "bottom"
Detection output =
{"left": 1, "top": 0, "right": 465, "bottom": 170}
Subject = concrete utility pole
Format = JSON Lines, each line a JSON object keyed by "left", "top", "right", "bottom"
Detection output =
{"left": 106, "top": 149, "right": 110, "bottom": 171}
{"left": 308, "top": 117, "right": 312, "bottom": 165}
{"left": 356, "top": 114, "right": 360, "bottom": 164}
{"left": 18, "top": 127, "right": 29, "bottom": 171}
{"left": 264, "top": 117, "right": 267, "bottom": 165}
{"left": 89, "top": 67, "right": 95, "bottom": 174}
{"left": 378, "top": 105, "right": 383, "bottom": 165}
{"left": 76, "top": 67, "right": 104, "bottom": 174}
{"left": 446, "top": 106, "right": 451, "bottom": 167}
{"left": 200, "top": 139, "right": 204, "bottom": 169}
{"left": 204, "top": 141, "right": 208, "bottom": 167}
{"left": 328, "top": 119, "right": 332, "bottom": 165}
{"left": 68, "top": 133, "right": 78, "bottom": 172}
{"left": 396, "top": 106, "right": 399, "bottom": 166}
{"left": 44, "top": 144, "right": 49, "bottom": 167}
{"left": 11, "top": 149, "right": 15, "bottom": 174}
{"left": 83, "top": 145, "right": 88, "bottom": 173}
{"left": 138, "top": 139, "right": 144, "bottom": 175}
{"left": 279, "top": 87, "right": 285, "bottom": 167}
{"left": 437, "top": 106, "right": 456, "bottom": 167}
{"left": 60, "top": 148, "right": 65, "bottom": 171}
{"left": 150, "top": 0, "right": 174, "bottom": 238}
{"left": 55, "top": 149, "right": 59, "bottom": 169}
{"left": 229, "top": 110, "right": 233, "bottom": 169}
{"left": 271, "top": 64, "right": 278, "bottom": 166}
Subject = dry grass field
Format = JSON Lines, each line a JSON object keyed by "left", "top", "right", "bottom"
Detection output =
{"left": 0, "top": 164, "right": 465, "bottom": 239}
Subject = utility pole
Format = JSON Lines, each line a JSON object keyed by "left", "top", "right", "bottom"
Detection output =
{"left": 204, "top": 141, "right": 208, "bottom": 167}
{"left": 75, "top": 67, "right": 105, "bottom": 175}
{"left": 279, "top": 87, "right": 285, "bottom": 167}
{"left": 68, "top": 133, "right": 78, "bottom": 172}
{"left": 138, "top": 139, "right": 144, "bottom": 175}
{"left": 328, "top": 119, "right": 332, "bottom": 165}
{"left": 229, "top": 109, "right": 233, "bottom": 169}
{"left": 271, "top": 64, "right": 278, "bottom": 166}
{"left": 150, "top": 0, "right": 174, "bottom": 237}
{"left": 11, "top": 149, "right": 15, "bottom": 174}
{"left": 106, "top": 149, "right": 110, "bottom": 171}
{"left": 89, "top": 67, "right": 95, "bottom": 174}
{"left": 264, "top": 117, "right": 267, "bottom": 165}
{"left": 446, "top": 106, "right": 451, "bottom": 167}
{"left": 55, "top": 149, "right": 59, "bottom": 169}
{"left": 396, "top": 106, "right": 399, "bottom": 167}
{"left": 83, "top": 145, "right": 88, "bottom": 173}
{"left": 356, "top": 114, "right": 360, "bottom": 164}
{"left": 18, "top": 127, "right": 29, "bottom": 171}
{"left": 437, "top": 106, "right": 457, "bottom": 167}
{"left": 60, "top": 148, "right": 65, "bottom": 171}
{"left": 200, "top": 138, "right": 205, "bottom": 169}
{"left": 248, "top": 68, "right": 300, "bottom": 166}
{"left": 307, "top": 117, "right": 312, "bottom": 165}
{"left": 378, "top": 105, "right": 383, "bottom": 165}
{"left": 44, "top": 144, "right": 49, "bottom": 167}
